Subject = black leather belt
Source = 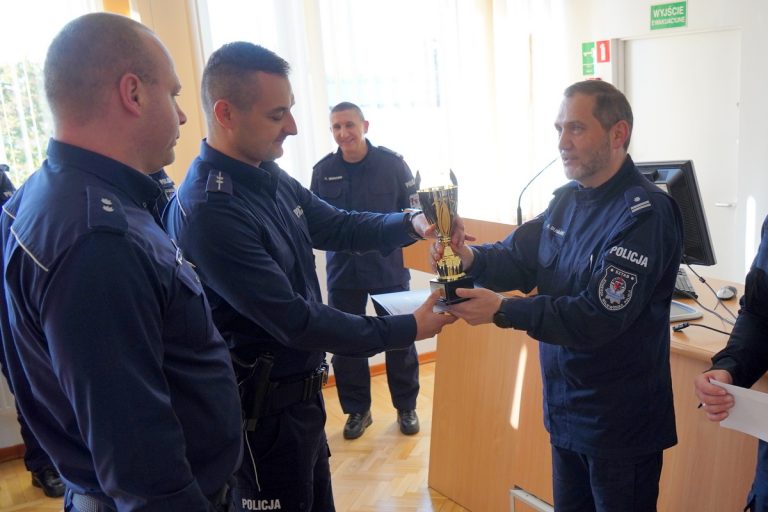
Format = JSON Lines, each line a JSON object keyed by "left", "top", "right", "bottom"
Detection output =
{"left": 264, "top": 362, "right": 329, "bottom": 413}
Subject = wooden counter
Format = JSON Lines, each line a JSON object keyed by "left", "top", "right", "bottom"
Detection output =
{"left": 406, "top": 220, "right": 762, "bottom": 512}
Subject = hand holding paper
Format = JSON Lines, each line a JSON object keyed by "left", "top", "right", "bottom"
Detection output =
{"left": 709, "top": 379, "right": 768, "bottom": 442}
{"left": 693, "top": 370, "right": 734, "bottom": 422}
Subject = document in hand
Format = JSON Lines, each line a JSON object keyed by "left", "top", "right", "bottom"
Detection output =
{"left": 711, "top": 379, "right": 768, "bottom": 442}
{"left": 371, "top": 289, "right": 448, "bottom": 315}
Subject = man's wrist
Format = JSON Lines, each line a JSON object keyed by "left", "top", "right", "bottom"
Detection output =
{"left": 492, "top": 298, "right": 513, "bottom": 328}
{"left": 403, "top": 209, "right": 424, "bottom": 240}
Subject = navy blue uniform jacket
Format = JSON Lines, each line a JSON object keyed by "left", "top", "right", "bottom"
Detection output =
{"left": 470, "top": 156, "right": 682, "bottom": 458}
{"left": 0, "top": 140, "right": 242, "bottom": 510}
{"left": 712, "top": 214, "right": 768, "bottom": 386}
{"left": 310, "top": 140, "right": 416, "bottom": 290}
{"left": 163, "top": 141, "right": 418, "bottom": 379}
{"left": 711, "top": 215, "right": 768, "bottom": 498}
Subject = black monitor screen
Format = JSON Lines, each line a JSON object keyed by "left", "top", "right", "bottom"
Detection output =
{"left": 637, "top": 160, "right": 716, "bottom": 266}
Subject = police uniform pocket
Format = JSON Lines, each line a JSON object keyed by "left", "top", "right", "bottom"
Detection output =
{"left": 317, "top": 179, "right": 344, "bottom": 201}
{"left": 367, "top": 175, "right": 397, "bottom": 212}
{"left": 537, "top": 231, "right": 562, "bottom": 269}
{"left": 164, "top": 261, "right": 213, "bottom": 348}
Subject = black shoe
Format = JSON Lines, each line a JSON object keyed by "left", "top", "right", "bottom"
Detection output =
{"left": 343, "top": 411, "right": 372, "bottom": 440}
{"left": 398, "top": 409, "right": 420, "bottom": 435}
{"left": 31, "top": 466, "right": 65, "bottom": 498}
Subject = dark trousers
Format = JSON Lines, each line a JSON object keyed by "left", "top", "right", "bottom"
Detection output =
{"left": 747, "top": 440, "right": 768, "bottom": 512}
{"left": 551, "top": 445, "right": 662, "bottom": 512}
{"left": 328, "top": 285, "right": 419, "bottom": 414}
{"left": 233, "top": 393, "right": 334, "bottom": 512}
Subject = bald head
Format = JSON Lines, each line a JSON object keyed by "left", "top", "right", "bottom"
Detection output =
{"left": 44, "top": 13, "right": 159, "bottom": 124}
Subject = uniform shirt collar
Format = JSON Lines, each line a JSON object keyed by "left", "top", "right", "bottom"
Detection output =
{"left": 47, "top": 139, "right": 162, "bottom": 210}
{"left": 334, "top": 138, "right": 373, "bottom": 166}
{"left": 574, "top": 154, "right": 636, "bottom": 203}
{"left": 199, "top": 139, "right": 280, "bottom": 197}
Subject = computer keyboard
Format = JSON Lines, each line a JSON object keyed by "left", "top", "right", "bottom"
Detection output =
{"left": 673, "top": 268, "right": 698, "bottom": 299}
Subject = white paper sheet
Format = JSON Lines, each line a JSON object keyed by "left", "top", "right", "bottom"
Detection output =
{"left": 370, "top": 289, "right": 448, "bottom": 315}
{"left": 711, "top": 379, "right": 768, "bottom": 442}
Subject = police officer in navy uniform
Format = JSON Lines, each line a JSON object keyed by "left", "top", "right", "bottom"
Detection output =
{"left": 310, "top": 102, "right": 421, "bottom": 440}
{"left": 0, "top": 164, "right": 64, "bottom": 498}
{"left": 440, "top": 80, "right": 683, "bottom": 511}
{"left": 0, "top": 14, "right": 242, "bottom": 511}
{"left": 695, "top": 214, "right": 768, "bottom": 512}
{"left": 163, "top": 42, "right": 457, "bottom": 512}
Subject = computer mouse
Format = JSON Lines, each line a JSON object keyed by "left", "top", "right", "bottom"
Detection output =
{"left": 716, "top": 285, "right": 737, "bottom": 300}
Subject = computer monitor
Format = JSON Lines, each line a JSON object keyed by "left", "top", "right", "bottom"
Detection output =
{"left": 637, "top": 160, "right": 716, "bottom": 267}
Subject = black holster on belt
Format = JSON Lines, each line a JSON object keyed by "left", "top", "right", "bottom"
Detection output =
{"left": 236, "top": 354, "right": 329, "bottom": 432}
{"left": 233, "top": 352, "right": 274, "bottom": 432}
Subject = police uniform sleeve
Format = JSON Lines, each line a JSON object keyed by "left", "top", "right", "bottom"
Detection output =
{"left": 495, "top": 192, "right": 682, "bottom": 348}
{"left": 177, "top": 196, "right": 417, "bottom": 356}
{"left": 711, "top": 215, "right": 768, "bottom": 387}
{"left": 469, "top": 217, "right": 543, "bottom": 294}
{"left": 36, "top": 233, "right": 213, "bottom": 510}
{"left": 395, "top": 155, "right": 418, "bottom": 211}
{"left": 310, "top": 156, "right": 327, "bottom": 195}
{"left": 294, "top": 177, "right": 418, "bottom": 254}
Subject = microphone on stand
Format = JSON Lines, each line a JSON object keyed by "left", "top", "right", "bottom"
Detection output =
{"left": 516, "top": 157, "right": 559, "bottom": 226}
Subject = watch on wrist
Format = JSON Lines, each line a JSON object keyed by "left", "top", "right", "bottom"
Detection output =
{"left": 492, "top": 300, "right": 513, "bottom": 328}
{"left": 404, "top": 209, "right": 424, "bottom": 240}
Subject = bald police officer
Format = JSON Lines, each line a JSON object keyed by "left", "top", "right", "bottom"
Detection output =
{"left": 0, "top": 14, "right": 242, "bottom": 511}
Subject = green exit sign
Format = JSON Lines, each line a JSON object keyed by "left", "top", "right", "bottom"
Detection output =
{"left": 651, "top": 1, "right": 687, "bottom": 30}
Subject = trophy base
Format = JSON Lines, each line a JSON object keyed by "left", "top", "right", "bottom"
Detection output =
{"left": 430, "top": 275, "right": 474, "bottom": 305}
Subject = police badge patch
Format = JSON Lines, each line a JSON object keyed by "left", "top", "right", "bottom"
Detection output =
{"left": 598, "top": 265, "right": 638, "bottom": 311}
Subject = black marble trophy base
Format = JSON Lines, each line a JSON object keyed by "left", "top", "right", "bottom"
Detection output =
{"left": 429, "top": 275, "right": 474, "bottom": 305}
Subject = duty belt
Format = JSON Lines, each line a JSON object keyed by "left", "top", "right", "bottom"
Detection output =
{"left": 70, "top": 483, "right": 230, "bottom": 512}
{"left": 244, "top": 363, "right": 329, "bottom": 430}
{"left": 71, "top": 493, "right": 114, "bottom": 512}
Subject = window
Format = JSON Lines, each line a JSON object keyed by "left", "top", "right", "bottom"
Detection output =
{"left": 198, "top": 0, "right": 569, "bottom": 224}
{"left": 0, "top": 1, "right": 98, "bottom": 186}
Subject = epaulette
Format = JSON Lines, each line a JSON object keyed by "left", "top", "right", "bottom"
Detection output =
{"left": 206, "top": 169, "right": 233, "bottom": 195}
{"left": 87, "top": 185, "right": 128, "bottom": 234}
{"left": 313, "top": 152, "right": 334, "bottom": 169}
{"left": 377, "top": 146, "right": 404, "bottom": 159}
{"left": 625, "top": 186, "right": 653, "bottom": 217}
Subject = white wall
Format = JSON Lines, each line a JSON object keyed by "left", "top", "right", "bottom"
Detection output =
{"left": 557, "top": 0, "right": 768, "bottom": 280}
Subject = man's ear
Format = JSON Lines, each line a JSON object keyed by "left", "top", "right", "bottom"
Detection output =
{"left": 213, "top": 99, "right": 237, "bottom": 129}
{"left": 118, "top": 73, "right": 143, "bottom": 117}
{"left": 611, "top": 120, "right": 630, "bottom": 150}
{"left": 362, "top": 120, "right": 369, "bottom": 134}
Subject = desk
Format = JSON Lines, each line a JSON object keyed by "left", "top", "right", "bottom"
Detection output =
{"left": 405, "top": 222, "right": 762, "bottom": 511}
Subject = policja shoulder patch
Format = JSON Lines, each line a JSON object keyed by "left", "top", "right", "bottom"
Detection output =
{"left": 598, "top": 264, "right": 638, "bottom": 311}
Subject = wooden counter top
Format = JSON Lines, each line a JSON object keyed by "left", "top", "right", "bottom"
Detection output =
{"left": 670, "top": 276, "right": 742, "bottom": 363}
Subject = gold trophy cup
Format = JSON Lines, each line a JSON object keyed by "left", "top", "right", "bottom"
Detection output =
{"left": 417, "top": 171, "right": 473, "bottom": 304}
